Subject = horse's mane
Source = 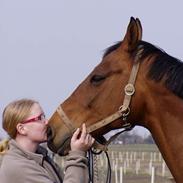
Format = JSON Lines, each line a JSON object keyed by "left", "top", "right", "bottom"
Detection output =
{"left": 104, "top": 41, "right": 183, "bottom": 98}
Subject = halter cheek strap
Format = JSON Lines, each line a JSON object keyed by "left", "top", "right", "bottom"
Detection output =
{"left": 56, "top": 106, "right": 132, "bottom": 151}
{"left": 57, "top": 106, "right": 76, "bottom": 134}
{"left": 56, "top": 46, "right": 143, "bottom": 151}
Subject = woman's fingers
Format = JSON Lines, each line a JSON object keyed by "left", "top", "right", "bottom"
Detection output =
{"left": 80, "top": 123, "right": 87, "bottom": 140}
{"left": 70, "top": 123, "right": 95, "bottom": 151}
{"left": 85, "top": 134, "right": 95, "bottom": 147}
{"left": 90, "top": 136, "right": 95, "bottom": 146}
{"left": 71, "top": 128, "right": 80, "bottom": 141}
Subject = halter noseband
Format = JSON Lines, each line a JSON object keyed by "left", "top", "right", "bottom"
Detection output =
{"left": 56, "top": 46, "right": 143, "bottom": 151}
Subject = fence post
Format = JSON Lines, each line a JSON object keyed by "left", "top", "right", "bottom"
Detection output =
{"left": 149, "top": 160, "right": 152, "bottom": 174}
{"left": 135, "top": 159, "right": 140, "bottom": 175}
{"left": 162, "top": 161, "right": 166, "bottom": 177}
{"left": 120, "top": 167, "right": 123, "bottom": 183}
{"left": 115, "top": 164, "right": 118, "bottom": 183}
{"left": 151, "top": 166, "right": 155, "bottom": 183}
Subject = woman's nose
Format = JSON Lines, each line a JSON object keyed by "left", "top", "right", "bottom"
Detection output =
{"left": 44, "top": 119, "right": 49, "bottom": 125}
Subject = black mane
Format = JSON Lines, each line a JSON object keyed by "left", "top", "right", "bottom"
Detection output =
{"left": 104, "top": 40, "right": 183, "bottom": 98}
{"left": 103, "top": 41, "right": 122, "bottom": 58}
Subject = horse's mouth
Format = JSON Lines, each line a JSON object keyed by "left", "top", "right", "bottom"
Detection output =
{"left": 47, "top": 125, "right": 72, "bottom": 156}
{"left": 57, "top": 137, "right": 71, "bottom": 156}
{"left": 47, "top": 136, "right": 71, "bottom": 156}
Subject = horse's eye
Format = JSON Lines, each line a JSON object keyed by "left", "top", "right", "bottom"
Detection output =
{"left": 90, "top": 75, "right": 106, "bottom": 85}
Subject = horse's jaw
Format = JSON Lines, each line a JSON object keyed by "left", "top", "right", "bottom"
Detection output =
{"left": 47, "top": 128, "right": 72, "bottom": 156}
{"left": 47, "top": 130, "right": 72, "bottom": 156}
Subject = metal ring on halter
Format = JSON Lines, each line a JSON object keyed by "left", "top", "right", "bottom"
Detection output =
{"left": 124, "top": 83, "right": 135, "bottom": 96}
{"left": 123, "top": 107, "right": 130, "bottom": 117}
{"left": 119, "top": 106, "right": 130, "bottom": 116}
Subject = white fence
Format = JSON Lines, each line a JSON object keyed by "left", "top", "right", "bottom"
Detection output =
{"left": 55, "top": 144, "right": 174, "bottom": 183}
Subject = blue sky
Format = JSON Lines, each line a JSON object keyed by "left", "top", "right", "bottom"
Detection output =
{"left": 1, "top": 0, "right": 183, "bottom": 138}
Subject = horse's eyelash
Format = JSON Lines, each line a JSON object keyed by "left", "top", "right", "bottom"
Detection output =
{"left": 90, "top": 75, "right": 106, "bottom": 83}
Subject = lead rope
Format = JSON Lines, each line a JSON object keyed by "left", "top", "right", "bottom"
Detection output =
{"left": 93, "top": 152, "right": 99, "bottom": 183}
{"left": 105, "top": 151, "right": 111, "bottom": 183}
{"left": 88, "top": 148, "right": 111, "bottom": 183}
{"left": 88, "top": 150, "right": 94, "bottom": 183}
{"left": 88, "top": 126, "right": 133, "bottom": 183}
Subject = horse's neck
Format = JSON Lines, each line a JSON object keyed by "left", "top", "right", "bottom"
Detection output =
{"left": 145, "top": 93, "right": 183, "bottom": 182}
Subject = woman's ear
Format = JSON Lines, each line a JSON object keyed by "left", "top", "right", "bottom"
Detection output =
{"left": 16, "top": 123, "right": 27, "bottom": 135}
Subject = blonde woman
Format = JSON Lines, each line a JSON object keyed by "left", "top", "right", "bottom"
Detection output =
{"left": 0, "top": 139, "right": 9, "bottom": 166}
{"left": 0, "top": 139, "right": 9, "bottom": 155}
{"left": 0, "top": 99, "right": 94, "bottom": 183}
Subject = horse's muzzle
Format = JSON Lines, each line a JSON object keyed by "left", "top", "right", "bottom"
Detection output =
{"left": 47, "top": 126, "right": 71, "bottom": 156}
{"left": 47, "top": 126, "right": 57, "bottom": 153}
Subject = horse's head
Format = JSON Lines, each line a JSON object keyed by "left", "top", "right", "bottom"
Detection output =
{"left": 47, "top": 17, "right": 149, "bottom": 155}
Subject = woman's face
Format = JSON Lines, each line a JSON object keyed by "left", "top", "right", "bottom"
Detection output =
{"left": 21, "top": 103, "right": 48, "bottom": 143}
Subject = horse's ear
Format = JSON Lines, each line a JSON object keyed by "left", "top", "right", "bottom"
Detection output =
{"left": 121, "top": 17, "right": 142, "bottom": 52}
{"left": 136, "top": 18, "right": 142, "bottom": 40}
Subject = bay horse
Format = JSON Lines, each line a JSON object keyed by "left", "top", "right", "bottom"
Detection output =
{"left": 47, "top": 17, "right": 183, "bottom": 182}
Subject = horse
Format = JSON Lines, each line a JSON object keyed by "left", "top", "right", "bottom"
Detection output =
{"left": 47, "top": 17, "right": 183, "bottom": 182}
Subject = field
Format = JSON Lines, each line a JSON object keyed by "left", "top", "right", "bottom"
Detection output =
{"left": 55, "top": 144, "right": 175, "bottom": 183}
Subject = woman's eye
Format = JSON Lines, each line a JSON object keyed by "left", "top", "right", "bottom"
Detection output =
{"left": 90, "top": 75, "right": 106, "bottom": 85}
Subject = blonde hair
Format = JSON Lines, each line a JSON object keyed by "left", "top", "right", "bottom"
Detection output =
{"left": 2, "top": 99, "right": 38, "bottom": 139}
{"left": 0, "top": 139, "right": 9, "bottom": 155}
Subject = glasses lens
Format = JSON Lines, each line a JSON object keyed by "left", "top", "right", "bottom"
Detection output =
{"left": 40, "top": 113, "right": 46, "bottom": 121}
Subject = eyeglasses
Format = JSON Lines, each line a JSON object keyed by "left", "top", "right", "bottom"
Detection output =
{"left": 21, "top": 113, "right": 46, "bottom": 124}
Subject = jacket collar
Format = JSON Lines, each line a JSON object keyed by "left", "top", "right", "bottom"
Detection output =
{"left": 8, "top": 139, "right": 47, "bottom": 165}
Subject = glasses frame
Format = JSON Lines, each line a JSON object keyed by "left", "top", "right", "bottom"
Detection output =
{"left": 21, "top": 113, "right": 46, "bottom": 124}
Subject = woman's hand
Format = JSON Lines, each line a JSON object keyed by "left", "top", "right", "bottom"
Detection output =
{"left": 70, "top": 123, "right": 95, "bottom": 152}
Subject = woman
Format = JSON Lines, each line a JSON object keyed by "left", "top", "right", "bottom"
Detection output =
{"left": 0, "top": 99, "right": 94, "bottom": 183}
{"left": 0, "top": 139, "right": 9, "bottom": 165}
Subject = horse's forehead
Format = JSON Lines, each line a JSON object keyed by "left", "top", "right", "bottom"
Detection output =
{"left": 103, "top": 52, "right": 131, "bottom": 68}
{"left": 93, "top": 60, "right": 120, "bottom": 74}
{"left": 102, "top": 51, "right": 126, "bottom": 65}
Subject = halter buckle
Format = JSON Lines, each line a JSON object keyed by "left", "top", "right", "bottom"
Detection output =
{"left": 124, "top": 83, "right": 135, "bottom": 96}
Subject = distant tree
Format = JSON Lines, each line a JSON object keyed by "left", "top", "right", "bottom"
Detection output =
{"left": 112, "top": 130, "right": 155, "bottom": 144}
{"left": 143, "top": 134, "right": 155, "bottom": 144}
{"left": 113, "top": 131, "right": 144, "bottom": 144}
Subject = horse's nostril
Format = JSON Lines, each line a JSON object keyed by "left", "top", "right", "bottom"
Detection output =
{"left": 47, "top": 126, "right": 53, "bottom": 140}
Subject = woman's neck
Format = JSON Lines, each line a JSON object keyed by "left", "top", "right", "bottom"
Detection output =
{"left": 15, "top": 135, "right": 39, "bottom": 153}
